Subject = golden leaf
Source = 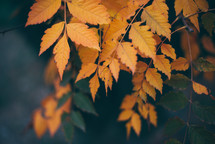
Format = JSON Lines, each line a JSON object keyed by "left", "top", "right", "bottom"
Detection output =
{"left": 131, "top": 113, "right": 141, "bottom": 136}
{"left": 78, "top": 45, "right": 99, "bottom": 64}
{"left": 195, "top": 0, "right": 209, "bottom": 11}
{"left": 100, "top": 40, "right": 117, "bottom": 62}
{"left": 148, "top": 104, "right": 157, "bottom": 127}
{"left": 126, "top": 120, "right": 131, "bottom": 139}
{"left": 26, "top": 0, "right": 61, "bottom": 26}
{"left": 109, "top": 58, "right": 120, "bottom": 82}
{"left": 117, "top": 42, "right": 137, "bottom": 73}
{"left": 118, "top": 109, "right": 134, "bottom": 121}
{"left": 44, "top": 57, "right": 58, "bottom": 85}
{"left": 142, "top": 6, "right": 171, "bottom": 40}
{"left": 192, "top": 81, "right": 208, "bottom": 95}
{"left": 153, "top": 55, "right": 171, "bottom": 79}
{"left": 53, "top": 33, "right": 70, "bottom": 79}
{"left": 129, "top": 22, "right": 156, "bottom": 60}
{"left": 89, "top": 73, "right": 100, "bottom": 101}
{"left": 99, "top": 66, "right": 113, "bottom": 94}
{"left": 161, "top": 44, "right": 176, "bottom": 60}
{"left": 67, "top": 0, "right": 110, "bottom": 25}
{"left": 67, "top": 23, "right": 100, "bottom": 50}
{"left": 142, "top": 80, "right": 156, "bottom": 100}
{"left": 171, "top": 57, "right": 190, "bottom": 71}
{"left": 151, "top": 0, "right": 169, "bottom": 18}
{"left": 33, "top": 109, "right": 47, "bottom": 138}
{"left": 145, "top": 68, "right": 163, "bottom": 93}
{"left": 39, "top": 22, "right": 64, "bottom": 55}
{"left": 135, "top": 61, "right": 148, "bottom": 73}
{"left": 75, "top": 63, "right": 97, "bottom": 83}
{"left": 120, "top": 95, "right": 137, "bottom": 110}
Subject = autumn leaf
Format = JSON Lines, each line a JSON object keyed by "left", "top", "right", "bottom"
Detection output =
{"left": 39, "top": 22, "right": 64, "bottom": 55}
{"left": 120, "top": 95, "right": 137, "bottom": 110}
{"left": 151, "top": 0, "right": 169, "bottom": 18}
{"left": 192, "top": 81, "right": 208, "bottom": 95}
{"left": 109, "top": 58, "right": 120, "bottom": 82}
{"left": 148, "top": 104, "right": 157, "bottom": 126}
{"left": 145, "top": 68, "right": 163, "bottom": 93}
{"left": 89, "top": 73, "right": 100, "bottom": 101}
{"left": 118, "top": 109, "right": 134, "bottom": 121}
{"left": 67, "top": 23, "right": 100, "bottom": 51}
{"left": 33, "top": 109, "right": 47, "bottom": 138}
{"left": 171, "top": 57, "right": 190, "bottom": 71}
{"left": 117, "top": 42, "right": 137, "bottom": 73}
{"left": 142, "top": 6, "right": 171, "bottom": 40}
{"left": 100, "top": 40, "right": 117, "bottom": 62}
{"left": 67, "top": 0, "right": 110, "bottom": 25}
{"left": 26, "top": 0, "right": 61, "bottom": 26}
{"left": 161, "top": 44, "right": 176, "bottom": 60}
{"left": 153, "top": 55, "right": 171, "bottom": 79}
{"left": 131, "top": 113, "right": 141, "bottom": 136}
{"left": 78, "top": 45, "right": 99, "bottom": 64}
{"left": 195, "top": 0, "right": 209, "bottom": 11}
{"left": 53, "top": 33, "right": 70, "bottom": 79}
{"left": 75, "top": 63, "right": 97, "bottom": 83}
{"left": 142, "top": 80, "right": 156, "bottom": 100}
{"left": 99, "top": 66, "right": 113, "bottom": 94}
{"left": 129, "top": 22, "right": 156, "bottom": 60}
{"left": 126, "top": 121, "right": 131, "bottom": 139}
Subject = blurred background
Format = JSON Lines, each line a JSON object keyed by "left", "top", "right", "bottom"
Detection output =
{"left": 0, "top": 0, "right": 215, "bottom": 144}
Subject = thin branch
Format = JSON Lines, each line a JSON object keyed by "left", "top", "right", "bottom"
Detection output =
{"left": 185, "top": 8, "right": 215, "bottom": 19}
{"left": 0, "top": 24, "right": 24, "bottom": 35}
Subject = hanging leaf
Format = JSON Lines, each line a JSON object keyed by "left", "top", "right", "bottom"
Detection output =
{"left": 118, "top": 109, "right": 134, "bottom": 121}
{"left": 161, "top": 44, "right": 176, "bottom": 60}
{"left": 109, "top": 58, "right": 120, "bottom": 82}
{"left": 73, "top": 92, "right": 97, "bottom": 115}
{"left": 159, "top": 91, "right": 188, "bottom": 111}
{"left": 26, "top": 0, "right": 61, "bottom": 26}
{"left": 194, "top": 0, "right": 209, "bottom": 11}
{"left": 33, "top": 109, "right": 47, "bottom": 138}
{"left": 165, "top": 74, "right": 191, "bottom": 90}
{"left": 57, "top": 92, "right": 72, "bottom": 109}
{"left": 171, "top": 57, "right": 189, "bottom": 71}
{"left": 62, "top": 113, "right": 75, "bottom": 143}
{"left": 78, "top": 45, "right": 99, "bottom": 64}
{"left": 192, "top": 81, "right": 208, "bottom": 95}
{"left": 131, "top": 113, "right": 141, "bottom": 136}
{"left": 193, "top": 57, "right": 215, "bottom": 72}
{"left": 165, "top": 117, "right": 185, "bottom": 136}
{"left": 142, "top": 80, "right": 156, "bottom": 100}
{"left": 70, "top": 111, "right": 86, "bottom": 132}
{"left": 120, "top": 95, "right": 137, "bottom": 110}
{"left": 89, "top": 73, "right": 100, "bottom": 101}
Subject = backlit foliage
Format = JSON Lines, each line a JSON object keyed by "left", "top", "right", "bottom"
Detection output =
{"left": 25, "top": 0, "right": 215, "bottom": 143}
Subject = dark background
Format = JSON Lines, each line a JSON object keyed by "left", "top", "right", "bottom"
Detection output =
{"left": 0, "top": 0, "right": 215, "bottom": 144}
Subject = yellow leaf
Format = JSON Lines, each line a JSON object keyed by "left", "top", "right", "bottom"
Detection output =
{"left": 118, "top": 109, "right": 134, "bottom": 121}
{"left": 153, "top": 55, "right": 171, "bottom": 79}
{"left": 67, "top": 23, "right": 100, "bottom": 50}
{"left": 171, "top": 57, "right": 190, "bottom": 71}
{"left": 39, "top": 22, "right": 64, "bottom": 55}
{"left": 142, "top": 80, "right": 156, "bottom": 100}
{"left": 53, "top": 33, "right": 70, "bottom": 79}
{"left": 175, "top": 0, "right": 199, "bottom": 31}
{"left": 142, "top": 6, "right": 171, "bottom": 40}
{"left": 55, "top": 84, "right": 71, "bottom": 99}
{"left": 117, "top": 42, "right": 137, "bottom": 73}
{"left": 100, "top": 40, "right": 117, "bottom": 62}
{"left": 148, "top": 104, "right": 157, "bottom": 127}
{"left": 139, "top": 89, "right": 147, "bottom": 102}
{"left": 109, "top": 58, "right": 120, "bottom": 82}
{"left": 151, "top": 0, "right": 169, "bottom": 18}
{"left": 161, "top": 44, "right": 176, "bottom": 60}
{"left": 26, "top": 0, "right": 61, "bottom": 26}
{"left": 99, "top": 67, "right": 113, "bottom": 94}
{"left": 130, "top": 22, "right": 156, "bottom": 60}
{"left": 131, "top": 113, "right": 141, "bottom": 136}
{"left": 135, "top": 61, "right": 148, "bottom": 73}
{"left": 126, "top": 120, "right": 131, "bottom": 139}
{"left": 89, "top": 73, "right": 100, "bottom": 101}
{"left": 103, "top": 18, "right": 128, "bottom": 42}
{"left": 138, "top": 104, "right": 148, "bottom": 119}
{"left": 78, "top": 45, "right": 99, "bottom": 64}
{"left": 195, "top": 0, "right": 209, "bottom": 11}
{"left": 134, "top": 0, "right": 150, "bottom": 6}
{"left": 33, "top": 109, "right": 47, "bottom": 138}
{"left": 192, "top": 81, "right": 208, "bottom": 95}
{"left": 120, "top": 95, "right": 137, "bottom": 110}
{"left": 75, "top": 63, "right": 97, "bottom": 83}
{"left": 43, "top": 96, "right": 58, "bottom": 118}
{"left": 67, "top": 0, "right": 110, "bottom": 25}
{"left": 132, "top": 73, "right": 144, "bottom": 85}
{"left": 118, "top": 1, "right": 140, "bottom": 20}
{"left": 145, "top": 68, "right": 163, "bottom": 93}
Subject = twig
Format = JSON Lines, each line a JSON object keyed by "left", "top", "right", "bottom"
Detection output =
{"left": 0, "top": 24, "right": 24, "bottom": 35}
{"left": 185, "top": 8, "right": 215, "bottom": 19}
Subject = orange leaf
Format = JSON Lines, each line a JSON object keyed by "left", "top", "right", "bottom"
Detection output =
{"left": 148, "top": 104, "right": 157, "bottom": 127}
{"left": 161, "top": 44, "right": 176, "bottom": 60}
{"left": 109, "top": 58, "right": 120, "bottom": 82}
{"left": 192, "top": 81, "right": 208, "bottom": 95}
{"left": 131, "top": 113, "right": 141, "bottom": 136}
{"left": 33, "top": 109, "right": 47, "bottom": 138}
{"left": 53, "top": 33, "right": 70, "bottom": 79}
{"left": 75, "top": 63, "right": 97, "bottom": 83}
{"left": 117, "top": 42, "right": 137, "bottom": 73}
{"left": 26, "top": 0, "right": 61, "bottom": 26}
{"left": 39, "top": 22, "right": 64, "bottom": 55}
{"left": 78, "top": 45, "right": 99, "bottom": 64}
{"left": 118, "top": 109, "right": 134, "bottom": 121}
{"left": 120, "top": 95, "right": 137, "bottom": 110}
{"left": 145, "top": 68, "right": 163, "bottom": 93}
{"left": 171, "top": 57, "right": 190, "bottom": 71}
{"left": 126, "top": 120, "right": 132, "bottom": 139}
{"left": 142, "top": 80, "right": 156, "bottom": 100}
{"left": 67, "top": 23, "right": 100, "bottom": 50}
{"left": 89, "top": 73, "right": 100, "bottom": 101}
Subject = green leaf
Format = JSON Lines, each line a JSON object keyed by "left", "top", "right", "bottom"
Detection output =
{"left": 192, "top": 102, "right": 215, "bottom": 124}
{"left": 57, "top": 92, "right": 72, "bottom": 109}
{"left": 76, "top": 79, "right": 91, "bottom": 93}
{"left": 70, "top": 111, "right": 85, "bottom": 132}
{"left": 165, "top": 117, "right": 185, "bottom": 136}
{"left": 62, "top": 112, "right": 75, "bottom": 143}
{"left": 165, "top": 74, "right": 191, "bottom": 90}
{"left": 159, "top": 91, "right": 188, "bottom": 111}
{"left": 73, "top": 92, "right": 97, "bottom": 115}
{"left": 165, "top": 139, "right": 182, "bottom": 144}
{"left": 193, "top": 58, "right": 215, "bottom": 72}
{"left": 189, "top": 125, "right": 215, "bottom": 144}
{"left": 201, "top": 12, "right": 215, "bottom": 36}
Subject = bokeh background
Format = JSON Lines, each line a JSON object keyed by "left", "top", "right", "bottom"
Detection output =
{"left": 0, "top": 0, "right": 215, "bottom": 144}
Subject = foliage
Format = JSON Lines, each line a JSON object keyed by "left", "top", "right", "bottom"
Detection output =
{"left": 23, "top": 0, "right": 215, "bottom": 143}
